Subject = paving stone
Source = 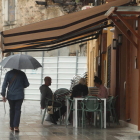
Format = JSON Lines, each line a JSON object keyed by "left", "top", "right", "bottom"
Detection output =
{"left": 0, "top": 101, "right": 140, "bottom": 140}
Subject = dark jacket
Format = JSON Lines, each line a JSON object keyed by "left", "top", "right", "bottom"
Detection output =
{"left": 1, "top": 69, "right": 29, "bottom": 100}
{"left": 71, "top": 84, "right": 88, "bottom": 99}
{"left": 40, "top": 85, "right": 53, "bottom": 108}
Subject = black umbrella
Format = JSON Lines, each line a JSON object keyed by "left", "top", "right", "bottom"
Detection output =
{"left": 0, "top": 54, "right": 42, "bottom": 69}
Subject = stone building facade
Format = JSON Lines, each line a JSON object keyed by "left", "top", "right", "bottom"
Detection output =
{"left": 0, "top": 0, "right": 86, "bottom": 57}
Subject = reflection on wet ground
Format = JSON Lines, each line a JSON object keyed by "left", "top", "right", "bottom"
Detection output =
{"left": 0, "top": 100, "right": 140, "bottom": 140}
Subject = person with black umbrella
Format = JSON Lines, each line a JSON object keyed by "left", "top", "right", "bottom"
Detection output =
{"left": 0, "top": 54, "right": 42, "bottom": 132}
{"left": 1, "top": 69, "right": 29, "bottom": 132}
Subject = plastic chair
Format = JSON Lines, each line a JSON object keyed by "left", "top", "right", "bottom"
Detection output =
{"left": 81, "top": 96, "right": 103, "bottom": 129}
{"left": 41, "top": 98, "right": 62, "bottom": 125}
{"left": 106, "top": 96, "right": 114, "bottom": 126}
{"left": 112, "top": 95, "right": 119, "bottom": 125}
{"left": 65, "top": 96, "right": 82, "bottom": 127}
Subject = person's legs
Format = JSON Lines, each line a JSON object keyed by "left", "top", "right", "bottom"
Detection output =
{"left": 49, "top": 102, "right": 62, "bottom": 124}
{"left": 13, "top": 99, "right": 23, "bottom": 128}
{"left": 60, "top": 105, "right": 67, "bottom": 117}
{"left": 8, "top": 100, "right": 15, "bottom": 128}
{"left": 50, "top": 114, "right": 57, "bottom": 124}
{"left": 53, "top": 103, "right": 66, "bottom": 121}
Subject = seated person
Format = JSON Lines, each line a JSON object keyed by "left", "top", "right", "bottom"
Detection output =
{"left": 69, "top": 78, "right": 88, "bottom": 123}
{"left": 94, "top": 76, "right": 108, "bottom": 98}
{"left": 71, "top": 78, "right": 88, "bottom": 99}
{"left": 40, "top": 76, "right": 66, "bottom": 124}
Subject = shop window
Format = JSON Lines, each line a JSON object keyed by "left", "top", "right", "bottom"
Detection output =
{"left": 95, "top": 57, "right": 98, "bottom": 77}
{"left": 98, "top": 50, "right": 101, "bottom": 79}
{"left": 104, "top": 60, "right": 106, "bottom": 85}
{"left": 98, "top": 65, "right": 101, "bottom": 79}
{"left": 2, "top": 0, "right": 16, "bottom": 25}
{"left": 107, "top": 45, "right": 111, "bottom": 88}
{"left": 8, "top": 0, "right": 15, "bottom": 22}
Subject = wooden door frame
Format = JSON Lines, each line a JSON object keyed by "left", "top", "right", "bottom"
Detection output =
{"left": 107, "top": 7, "right": 140, "bottom": 130}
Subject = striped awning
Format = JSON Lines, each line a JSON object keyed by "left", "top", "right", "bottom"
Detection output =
{"left": 1, "top": 0, "right": 131, "bottom": 53}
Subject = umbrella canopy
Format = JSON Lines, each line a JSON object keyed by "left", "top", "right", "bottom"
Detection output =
{"left": 54, "top": 88, "right": 70, "bottom": 95}
{"left": 54, "top": 88, "right": 70, "bottom": 101}
{"left": 0, "top": 54, "right": 42, "bottom": 70}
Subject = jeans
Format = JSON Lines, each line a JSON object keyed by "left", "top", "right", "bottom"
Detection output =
{"left": 8, "top": 99, "right": 23, "bottom": 127}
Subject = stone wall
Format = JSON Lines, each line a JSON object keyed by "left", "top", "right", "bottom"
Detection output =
{"left": 16, "top": 0, "right": 64, "bottom": 27}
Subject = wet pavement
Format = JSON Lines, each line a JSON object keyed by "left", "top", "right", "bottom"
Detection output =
{"left": 0, "top": 100, "right": 140, "bottom": 140}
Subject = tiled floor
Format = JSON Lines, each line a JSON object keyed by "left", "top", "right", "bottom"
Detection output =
{"left": 0, "top": 100, "right": 140, "bottom": 140}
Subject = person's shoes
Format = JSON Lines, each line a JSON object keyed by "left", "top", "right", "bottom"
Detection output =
{"left": 50, "top": 115, "right": 57, "bottom": 125}
{"left": 15, "top": 129, "right": 19, "bottom": 133}
{"left": 55, "top": 118, "right": 58, "bottom": 122}
{"left": 10, "top": 127, "right": 14, "bottom": 131}
{"left": 52, "top": 120, "right": 57, "bottom": 125}
{"left": 14, "top": 127, "right": 19, "bottom": 133}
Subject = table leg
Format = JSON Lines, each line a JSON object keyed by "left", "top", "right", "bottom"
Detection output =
{"left": 66, "top": 99, "right": 69, "bottom": 125}
{"left": 73, "top": 100, "right": 75, "bottom": 127}
{"left": 94, "top": 112, "right": 96, "bottom": 126}
{"left": 75, "top": 99, "right": 78, "bottom": 128}
{"left": 104, "top": 100, "right": 106, "bottom": 128}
